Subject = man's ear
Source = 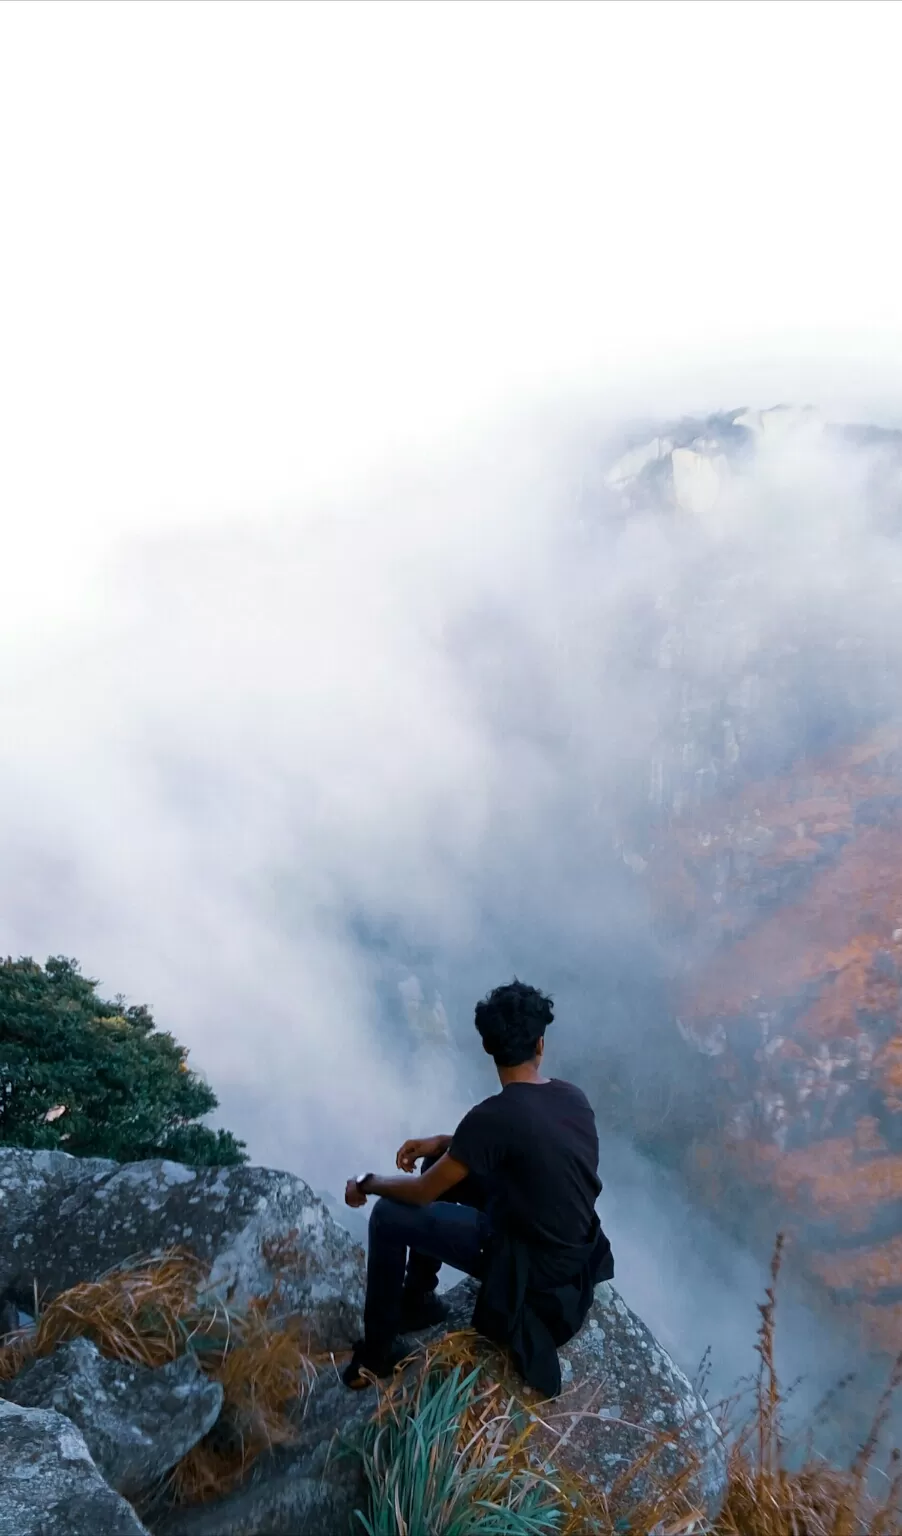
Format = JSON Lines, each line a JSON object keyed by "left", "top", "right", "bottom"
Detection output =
{"left": 536, "top": 1036, "right": 545, "bottom": 1061}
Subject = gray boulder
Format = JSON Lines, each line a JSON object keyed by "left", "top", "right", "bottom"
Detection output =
{"left": 0, "top": 1150, "right": 365, "bottom": 1350}
{"left": 0, "top": 1398, "right": 150, "bottom": 1536}
{"left": 1, "top": 1337, "right": 223, "bottom": 1499}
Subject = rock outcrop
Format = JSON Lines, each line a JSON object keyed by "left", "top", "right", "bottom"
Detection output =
{"left": 0, "top": 1145, "right": 726, "bottom": 1534}
{"left": 1, "top": 1337, "right": 223, "bottom": 1498}
{"left": 0, "top": 1150, "right": 365, "bottom": 1350}
{"left": 0, "top": 1398, "right": 151, "bottom": 1536}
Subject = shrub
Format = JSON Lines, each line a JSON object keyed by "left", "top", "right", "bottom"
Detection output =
{"left": 0, "top": 955, "right": 246, "bottom": 1166}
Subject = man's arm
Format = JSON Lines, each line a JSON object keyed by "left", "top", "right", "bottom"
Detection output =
{"left": 346, "top": 1151, "right": 468, "bottom": 1208}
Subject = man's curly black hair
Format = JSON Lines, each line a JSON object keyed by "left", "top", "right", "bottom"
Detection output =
{"left": 474, "top": 979, "right": 554, "bottom": 1068}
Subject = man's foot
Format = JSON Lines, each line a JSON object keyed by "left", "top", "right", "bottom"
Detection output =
{"left": 341, "top": 1338, "right": 410, "bottom": 1391}
{"left": 399, "top": 1290, "right": 450, "bottom": 1332}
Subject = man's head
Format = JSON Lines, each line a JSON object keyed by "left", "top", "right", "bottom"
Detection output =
{"left": 474, "top": 979, "right": 554, "bottom": 1071}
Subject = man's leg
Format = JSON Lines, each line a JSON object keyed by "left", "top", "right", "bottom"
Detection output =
{"left": 360, "top": 1197, "right": 489, "bottom": 1367}
{"left": 403, "top": 1154, "right": 488, "bottom": 1305}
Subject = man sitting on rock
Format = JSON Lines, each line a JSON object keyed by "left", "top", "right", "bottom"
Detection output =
{"left": 343, "top": 979, "right": 614, "bottom": 1397}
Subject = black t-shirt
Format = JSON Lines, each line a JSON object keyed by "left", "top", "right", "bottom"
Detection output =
{"left": 449, "top": 1077, "right": 602, "bottom": 1247}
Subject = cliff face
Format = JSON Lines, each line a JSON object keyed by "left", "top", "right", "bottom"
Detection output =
{"left": 594, "top": 409, "right": 902, "bottom": 1355}
{"left": 654, "top": 729, "right": 902, "bottom": 1353}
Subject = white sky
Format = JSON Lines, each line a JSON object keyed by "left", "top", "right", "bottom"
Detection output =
{"left": 1, "top": 0, "right": 901, "bottom": 630}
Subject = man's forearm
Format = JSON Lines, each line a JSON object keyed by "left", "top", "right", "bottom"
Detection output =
{"left": 362, "top": 1148, "right": 467, "bottom": 1207}
{"left": 364, "top": 1173, "right": 432, "bottom": 1206}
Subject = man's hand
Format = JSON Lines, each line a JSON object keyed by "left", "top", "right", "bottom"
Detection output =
{"left": 345, "top": 1177, "right": 368, "bottom": 1208}
{"left": 395, "top": 1134, "right": 451, "bottom": 1173}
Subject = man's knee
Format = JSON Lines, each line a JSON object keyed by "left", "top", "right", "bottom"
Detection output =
{"left": 369, "top": 1196, "right": 393, "bottom": 1233}
{"left": 369, "top": 1196, "right": 421, "bottom": 1246}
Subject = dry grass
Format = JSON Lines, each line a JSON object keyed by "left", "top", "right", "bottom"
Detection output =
{"left": 0, "top": 1249, "right": 323, "bottom": 1503}
{"left": 168, "top": 1294, "right": 324, "bottom": 1503}
{"left": 0, "top": 1250, "right": 212, "bottom": 1378}
{"left": 715, "top": 1236, "right": 902, "bottom": 1536}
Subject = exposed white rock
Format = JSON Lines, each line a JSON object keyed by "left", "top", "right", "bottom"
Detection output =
{"left": 734, "top": 404, "right": 824, "bottom": 437}
{"left": 671, "top": 446, "right": 730, "bottom": 518}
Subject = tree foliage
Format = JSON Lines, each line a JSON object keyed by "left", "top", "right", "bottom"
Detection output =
{"left": 0, "top": 955, "right": 247, "bottom": 1166}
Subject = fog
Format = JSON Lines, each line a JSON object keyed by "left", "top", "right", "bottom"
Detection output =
{"left": 4, "top": 405, "right": 902, "bottom": 1430}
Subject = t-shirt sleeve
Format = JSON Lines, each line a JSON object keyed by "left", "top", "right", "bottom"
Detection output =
{"left": 448, "top": 1101, "right": 502, "bottom": 1178}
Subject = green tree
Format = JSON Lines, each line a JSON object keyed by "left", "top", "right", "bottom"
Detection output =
{"left": 0, "top": 955, "right": 247, "bottom": 1166}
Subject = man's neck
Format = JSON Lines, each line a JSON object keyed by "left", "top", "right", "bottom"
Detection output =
{"left": 497, "top": 1062, "right": 550, "bottom": 1088}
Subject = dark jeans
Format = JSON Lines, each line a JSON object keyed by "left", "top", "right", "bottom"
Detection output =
{"left": 363, "top": 1160, "right": 489, "bottom": 1353}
